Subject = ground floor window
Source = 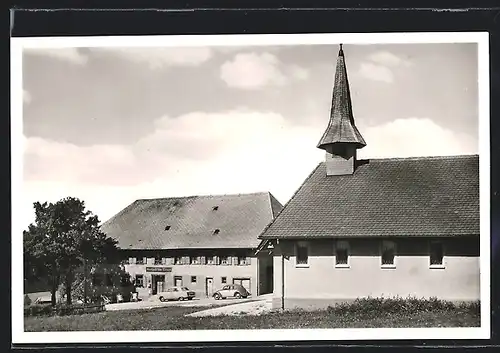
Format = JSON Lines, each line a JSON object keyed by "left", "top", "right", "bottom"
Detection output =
{"left": 296, "top": 242, "right": 309, "bottom": 266}
{"left": 92, "top": 274, "right": 102, "bottom": 286}
{"left": 335, "top": 240, "right": 350, "bottom": 267}
{"left": 381, "top": 240, "right": 396, "bottom": 267}
{"left": 135, "top": 274, "right": 144, "bottom": 288}
{"left": 430, "top": 241, "right": 444, "bottom": 267}
{"left": 174, "top": 276, "right": 183, "bottom": 286}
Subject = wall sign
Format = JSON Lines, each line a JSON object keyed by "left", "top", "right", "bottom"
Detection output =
{"left": 146, "top": 267, "right": 172, "bottom": 273}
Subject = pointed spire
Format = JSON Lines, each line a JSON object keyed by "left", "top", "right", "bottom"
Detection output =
{"left": 317, "top": 44, "right": 366, "bottom": 151}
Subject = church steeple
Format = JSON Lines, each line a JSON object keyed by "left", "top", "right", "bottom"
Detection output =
{"left": 317, "top": 44, "right": 366, "bottom": 176}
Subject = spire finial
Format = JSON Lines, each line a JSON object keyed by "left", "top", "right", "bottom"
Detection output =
{"left": 339, "top": 43, "right": 344, "bottom": 56}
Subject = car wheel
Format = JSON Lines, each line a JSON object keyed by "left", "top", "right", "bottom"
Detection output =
{"left": 234, "top": 292, "right": 241, "bottom": 299}
{"left": 178, "top": 297, "right": 184, "bottom": 301}
{"left": 213, "top": 293, "right": 221, "bottom": 300}
{"left": 159, "top": 296, "right": 166, "bottom": 302}
{"left": 188, "top": 297, "right": 193, "bottom": 300}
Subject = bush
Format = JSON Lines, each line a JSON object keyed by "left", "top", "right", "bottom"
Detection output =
{"left": 24, "top": 303, "right": 105, "bottom": 317}
{"left": 326, "top": 296, "right": 480, "bottom": 318}
{"left": 24, "top": 304, "right": 54, "bottom": 317}
{"left": 24, "top": 294, "right": 32, "bottom": 306}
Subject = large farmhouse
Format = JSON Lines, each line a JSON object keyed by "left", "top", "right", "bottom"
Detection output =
{"left": 257, "top": 45, "right": 480, "bottom": 310}
{"left": 102, "top": 192, "right": 282, "bottom": 299}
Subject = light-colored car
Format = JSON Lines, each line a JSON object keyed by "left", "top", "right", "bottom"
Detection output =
{"left": 212, "top": 284, "right": 250, "bottom": 300}
{"left": 157, "top": 286, "right": 195, "bottom": 302}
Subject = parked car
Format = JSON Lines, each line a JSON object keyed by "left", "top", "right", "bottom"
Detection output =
{"left": 157, "top": 286, "right": 195, "bottom": 302}
{"left": 212, "top": 284, "right": 250, "bottom": 300}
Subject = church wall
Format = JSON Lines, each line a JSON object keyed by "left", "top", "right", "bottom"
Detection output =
{"left": 272, "top": 237, "right": 480, "bottom": 310}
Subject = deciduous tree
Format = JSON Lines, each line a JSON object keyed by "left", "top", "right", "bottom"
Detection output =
{"left": 23, "top": 197, "right": 119, "bottom": 306}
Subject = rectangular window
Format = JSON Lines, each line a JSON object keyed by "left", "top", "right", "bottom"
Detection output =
{"left": 237, "top": 256, "right": 247, "bottom": 265}
{"left": 296, "top": 243, "right": 309, "bottom": 266}
{"left": 92, "top": 274, "right": 102, "bottom": 286}
{"left": 430, "top": 241, "right": 444, "bottom": 267}
{"left": 134, "top": 275, "right": 144, "bottom": 288}
{"left": 335, "top": 240, "right": 350, "bottom": 267}
{"left": 154, "top": 256, "right": 162, "bottom": 265}
{"left": 220, "top": 256, "right": 229, "bottom": 265}
{"left": 128, "top": 257, "right": 136, "bottom": 265}
{"left": 136, "top": 257, "right": 145, "bottom": 265}
{"left": 221, "top": 276, "right": 227, "bottom": 284}
{"left": 191, "top": 276, "right": 197, "bottom": 284}
{"left": 174, "top": 256, "right": 182, "bottom": 265}
{"left": 190, "top": 256, "right": 200, "bottom": 265}
{"left": 105, "top": 274, "right": 113, "bottom": 286}
{"left": 206, "top": 256, "right": 215, "bottom": 265}
{"left": 381, "top": 240, "right": 396, "bottom": 267}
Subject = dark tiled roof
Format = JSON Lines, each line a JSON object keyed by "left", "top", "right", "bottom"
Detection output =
{"left": 260, "top": 155, "right": 479, "bottom": 239}
{"left": 102, "top": 192, "right": 283, "bottom": 249}
{"left": 317, "top": 47, "right": 366, "bottom": 150}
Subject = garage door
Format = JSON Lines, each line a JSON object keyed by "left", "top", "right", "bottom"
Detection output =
{"left": 233, "top": 278, "right": 251, "bottom": 292}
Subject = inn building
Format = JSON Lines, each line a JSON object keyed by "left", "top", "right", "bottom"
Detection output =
{"left": 101, "top": 192, "right": 282, "bottom": 299}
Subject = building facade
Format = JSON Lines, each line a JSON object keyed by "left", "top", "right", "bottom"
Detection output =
{"left": 258, "top": 45, "right": 480, "bottom": 310}
{"left": 102, "top": 192, "right": 282, "bottom": 300}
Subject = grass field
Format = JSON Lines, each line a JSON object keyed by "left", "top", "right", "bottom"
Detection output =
{"left": 24, "top": 301, "right": 480, "bottom": 331}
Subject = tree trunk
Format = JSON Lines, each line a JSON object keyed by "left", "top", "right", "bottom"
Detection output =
{"left": 65, "top": 272, "right": 73, "bottom": 305}
{"left": 50, "top": 272, "right": 58, "bottom": 307}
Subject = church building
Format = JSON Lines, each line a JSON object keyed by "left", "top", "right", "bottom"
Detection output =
{"left": 257, "top": 45, "right": 480, "bottom": 310}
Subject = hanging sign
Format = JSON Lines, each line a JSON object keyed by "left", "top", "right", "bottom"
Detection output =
{"left": 146, "top": 267, "right": 172, "bottom": 273}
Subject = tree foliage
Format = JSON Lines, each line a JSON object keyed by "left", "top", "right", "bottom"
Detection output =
{"left": 23, "top": 197, "right": 119, "bottom": 306}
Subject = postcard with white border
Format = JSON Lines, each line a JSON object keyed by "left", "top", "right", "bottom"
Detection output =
{"left": 11, "top": 32, "right": 491, "bottom": 344}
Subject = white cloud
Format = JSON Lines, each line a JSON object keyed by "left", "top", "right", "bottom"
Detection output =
{"left": 21, "top": 112, "right": 478, "bottom": 229}
{"left": 92, "top": 47, "right": 213, "bottom": 69}
{"left": 220, "top": 52, "right": 308, "bottom": 89}
{"left": 24, "top": 48, "right": 88, "bottom": 65}
{"left": 368, "top": 51, "right": 412, "bottom": 67}
{"left": 359, "top": 117, "right": 477, "bottom": 159}
{"left": 358, "top": 62, "right": 394, "bottom": 83}
{"left": 22, "top": 110, "right": 323, "bottom": 227}
{"left": 23, "top": 90, "right": 32, "bottom": 104}
{"left": 287, "top": 64, "right": 310, "bottom": 80}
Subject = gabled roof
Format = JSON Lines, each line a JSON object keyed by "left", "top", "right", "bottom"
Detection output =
{"left": 102, "top": 192, "right": 283, "bottom": 250}
{"left": 260, "top": 155, "right": 479, "bottom": 239}
{"left": 317, "top": 45, "right": 366, "bottom": 150}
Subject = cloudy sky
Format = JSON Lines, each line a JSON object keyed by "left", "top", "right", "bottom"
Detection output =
{"left": 21, "top": 42, "right": 479, "bottom": 227}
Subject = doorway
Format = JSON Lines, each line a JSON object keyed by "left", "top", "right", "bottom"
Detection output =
{"left": 205, "top": 277, "right": 214, "bottom": 297}
{"left": 174, "top": 276, "right": 183, "bottom": 287}
{"left": 233, "top": 278, "right": 251, "bottom": 292}
{"left": 151, "top": 275, "right": 165, "bottom": 295}
{"left": 266, "top": 265, "right": 273, "bottom": 293}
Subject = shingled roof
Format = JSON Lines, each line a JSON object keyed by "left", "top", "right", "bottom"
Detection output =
{"left": 260, "top": 155, "right": 479, "bottom": 239}
{"left": 102, "top": 192, "right": 283, "bottom": 249}
{"left": 317, "top": 44, "right": 366, "bottom": 151}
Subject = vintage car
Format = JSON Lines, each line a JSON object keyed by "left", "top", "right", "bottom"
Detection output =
{"left": 157, "top": 286, "right": 195, "bottom": 302}
{"left": 212, "top": 284, "right": 250, "bottom": 300}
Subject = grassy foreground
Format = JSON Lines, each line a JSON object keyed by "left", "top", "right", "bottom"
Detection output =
{"left": 24, "top": 299, "right": 480, "bottom": 331}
